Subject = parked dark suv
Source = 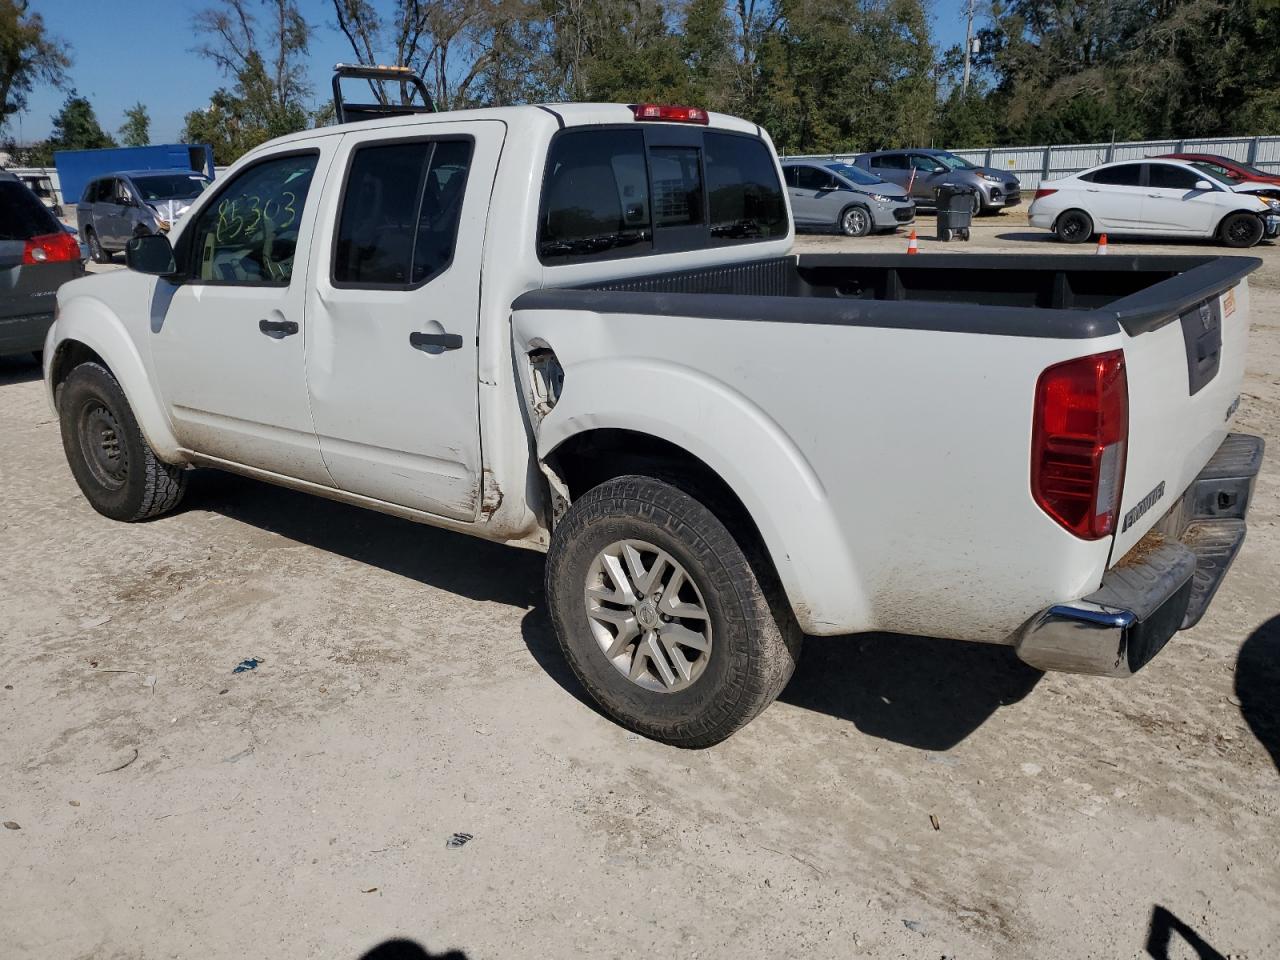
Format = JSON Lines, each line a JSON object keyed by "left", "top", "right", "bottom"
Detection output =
{"left": 0, "top": 170, "right": 85, "bottom": 359}
{"left": 853, "top": 149, "right": 1021, "bottom": 215}
{"left": 76, "top": 169, "right": 210, "bottom": 263}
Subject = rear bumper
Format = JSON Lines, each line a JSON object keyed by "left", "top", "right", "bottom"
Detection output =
{"left": 1016, "top": 433, "right": 1263, "bottom": 676}
{"left": 0, "top": 311, "right": 56, "bottom": 357}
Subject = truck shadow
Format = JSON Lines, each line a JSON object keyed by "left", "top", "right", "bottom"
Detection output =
{"left": 1235, "top": 613, "right": 1280, "bottom": 774}
{"left": 188, "top": 469, "right": 1042, "bottom": 751}
{"left": 358, "top": 939, "right": 468, "bottom": 960}
{"left": 778, "top": 632, "right": 1042, "bottom": 751}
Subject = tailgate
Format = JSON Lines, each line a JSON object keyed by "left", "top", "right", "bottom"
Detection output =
{"left": 1110, "top": 266, "right": 1257, "bottom": 560}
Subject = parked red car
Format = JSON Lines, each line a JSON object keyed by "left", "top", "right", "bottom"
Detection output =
{"left": 1156, "top": 152, "right": 1280, "bottom": 186}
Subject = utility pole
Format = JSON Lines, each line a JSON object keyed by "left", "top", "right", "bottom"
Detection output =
{"left": 962, "top": 0, "right": 976, "bottom": 94}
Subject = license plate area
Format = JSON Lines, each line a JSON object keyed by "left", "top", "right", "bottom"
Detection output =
{"left": 1179, "top": 297, "right": 1221, "bottom": 395}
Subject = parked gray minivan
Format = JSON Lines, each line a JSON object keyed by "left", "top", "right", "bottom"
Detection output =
{"left": 853, "top": 149, "right": 1021, "bottom": 215}
{"left": 77, "top": 170, "right": 210, "bottom": 263}
{"left": 781, "top": 160, "right": 915, "bottom": 236}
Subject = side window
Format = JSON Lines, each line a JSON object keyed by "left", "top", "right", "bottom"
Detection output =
{"left": 96, "top": 179, "right": 115, "bottom": 202}
{"left": 1086, "top": 164, "right": 1143, "bottom": 187}
{"left": 910, "top": 154, "right": 940, "bottom": 171}
{"left": 116, "top": 179, "right": 133, "bottom": 204}
{"left": 783, "top": 166, "right": 799, "bottom": 188}
{"left": 539, "top": 129, "right": 652, "bottom": 262}
{"left": 81, "top": 181, "right": 97, "bottom": 203}
{"left": 648, "top": 146, "right": 704, "bottom": 227}
{"left": 1147, "top": 164, "right": 1201, "bottom": 190}
{"left": 333, "top": 138, "right": 473, "bottom": 287}
{"left": 795, "top": 166, "right": 826, "bottom": 190}
{"left": 705, "top": 133, "right": 786, "bottom": 241}
{"left": 188, "top": 152, "right": 318, "bottom": 284}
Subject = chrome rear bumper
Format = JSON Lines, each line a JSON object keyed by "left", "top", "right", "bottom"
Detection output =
{"left": 1017, "top": 434, "right": 1263, "bottom": 677}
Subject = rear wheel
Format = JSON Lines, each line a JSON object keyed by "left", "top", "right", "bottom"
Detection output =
{"left": 85, "top": 227, "right": 110, "bottom": 264}
{"left": 1219, "top": 212, "right": 1264, "bottom": 249}
{"left": 545, "top": 475, "right": 801, "bottom": 747}
{"left": 58, "top": 362, "right": 187, "bottom": 521}
{"left": 1056, "top": 209, "right": 1093, "bottom": 244}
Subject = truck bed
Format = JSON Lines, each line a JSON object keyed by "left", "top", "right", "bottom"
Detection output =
{"left": 516, "top": 253, "right": 1260, "bottom": 340}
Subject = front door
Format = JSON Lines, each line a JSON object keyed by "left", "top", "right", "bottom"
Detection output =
{"left": 789, "top": 165, "right": 830, "bottom": 225}
{"left": 149, "top": 145, "right": 337, "bottom": 484}
{"left": 303, "top": 120, "right": 504, "bottom": 521}
{"left": 1142, "top": 163, "right": 1219, "bottom": 235}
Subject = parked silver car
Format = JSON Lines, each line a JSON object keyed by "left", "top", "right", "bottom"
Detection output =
{"left": 853, "top": 149, "right": 1021, "bottom": 215}
{"left": 781, "top": 160, "right": 915, "bottom": 236}
{"left": 77, "top": 169, "right": 210, "bottom": 263}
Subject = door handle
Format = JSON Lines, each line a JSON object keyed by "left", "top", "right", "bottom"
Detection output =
{"left": 410, "top": 331, "right": 463, "bottom": 352}
{"left": 259, "top": 318, "right": 299, "bottom": 338}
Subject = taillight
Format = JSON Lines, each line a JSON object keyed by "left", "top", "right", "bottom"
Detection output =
{"left": 1031, "top": 350, "right": 1128, "bottom": 540}
{"left": 23, "top": 232, "right": 81, "bottom": 265}
{"left": 1033, "top": 188, "right": 1058, "bottom": 201}
{"left": 631, "top": 103, "right": 710, "bottom": 125}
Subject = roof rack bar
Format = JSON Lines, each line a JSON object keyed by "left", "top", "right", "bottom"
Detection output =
{"left": 332, "top": 63, "right": 435, "bottom": 124}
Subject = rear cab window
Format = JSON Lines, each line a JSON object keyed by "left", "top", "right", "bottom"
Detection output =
{"left": 538, "top": 124, "right": 785, "bottom": 264}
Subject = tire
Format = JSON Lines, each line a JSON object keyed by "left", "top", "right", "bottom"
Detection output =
{"left": 85, "top": 227, "right": 110, "bottom": 264}
{"left": 58, "top": 362, "right": 187, "bottom": 522}
{"left": 1055, "top": 209, "right": 1093, "bottom": 244}
{"left": 1219, "top": 212, "right": 1264, "bottom": 249}
{"left": 545, "top": 475, "right": 801, "bottom": 748}
{"left": 839, "top": 205, "right": 872, "bottom": 238}
{"left": 971, "top": 192, "right": 983, "bottom": 216}
{"left": 959, "top": 228, "right": 971, "bottom": 241}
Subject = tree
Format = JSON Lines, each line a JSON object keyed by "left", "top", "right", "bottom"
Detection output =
{"left": 181, "top": 88, "right": 264, "bottom": 165}
{"left": 48, "top": 91, "right": 116, "bottom": 151}
{"left": 0, "top": 0, "right": 70, "bottom": 130}
{"left": 192, "top": 0, "right": 312, "bottom": 154}
{"left": 120, "top": 101, "right": 150, "bottom": 146}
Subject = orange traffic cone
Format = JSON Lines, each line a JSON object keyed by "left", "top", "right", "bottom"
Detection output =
{"left": 1096, "top": 233, "right": 1108, "bottom": 255}
{"left": 906, "top": 229, "right": 919, "bottom": 255}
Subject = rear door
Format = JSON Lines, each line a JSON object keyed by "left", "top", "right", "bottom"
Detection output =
{"left": 1079, "top": 164, "right": 1145, "bottom": 230}
{"left": 789, "top": 165, "right": 829, "bottom": 225}
{"left": 868, "top": 153, "right": 909, "bottom": 191}
{"left": 1142, "top": 163, "right": 1219, "bottom": 235}
{"left": 303, "top": 120, "right": 504, "bottom": 521}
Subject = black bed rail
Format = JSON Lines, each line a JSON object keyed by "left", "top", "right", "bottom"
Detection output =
{"left": 332, "top": 63, "right": 435, "bottom": 124}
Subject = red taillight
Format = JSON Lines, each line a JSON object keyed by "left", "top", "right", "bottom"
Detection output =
{"left": 1033, "top": 188, "right": 1058, "bottom": 201}
{"left": 1031, "top": 350, "right": 1128, "bottom": 540}
{"left": 631, "top": 103, "right": 710, "bottom": 125}
{"left": 23, "top": 231, "right": 81, "bottom": 265}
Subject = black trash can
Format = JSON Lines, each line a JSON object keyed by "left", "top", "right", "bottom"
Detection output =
{"left": 935, "top": 183, "right": 974, "bottom": 241}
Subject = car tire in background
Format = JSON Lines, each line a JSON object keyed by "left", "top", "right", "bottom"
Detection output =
{"left": 545, "top": 474, "right": 802, "bottom": 748}
{"left": 84, "top": 228, "right": 110, "bottom": 264}
{"left": 57, "top": 362, "right": 187, "bottom": 522}
{"left": 1055, "top": 209, "right": 1094, "bottom": 244}
{"left": 971, "top": 193, "right": 983, "bottom": 217}
{"left": 1219, "top": 212, "right": 1264, "bottom": 249}
{"left": 839, "top": 205, "right": 872, "bottom": 238}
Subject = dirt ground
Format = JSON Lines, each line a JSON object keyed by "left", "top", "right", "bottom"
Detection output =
{"left": 2, "top": 211, "right": 1278, "bottom": 960}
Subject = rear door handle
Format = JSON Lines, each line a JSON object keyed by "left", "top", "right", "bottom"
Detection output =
{"left": 259, "top": 319, "right": 299, "bottom": 338}
{"left": 410, "top": 331, "right": 463, "bottom": 352}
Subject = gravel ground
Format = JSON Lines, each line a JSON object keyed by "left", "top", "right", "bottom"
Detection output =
{"left": 2, "top": 211, "right": 1278, "bottom": 959}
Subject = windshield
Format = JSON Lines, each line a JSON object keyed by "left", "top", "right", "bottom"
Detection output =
{"left": 825, "top": 162, "right": 884, "bottom": 187}
{"left": 933, "top": 152, "right": 976, "bottom": 171}
{"left": 1189, "top": 163, "right": 1239, "bottom": 186}
{"left": 132, "top": 174, "right": 209, "bottom": 202}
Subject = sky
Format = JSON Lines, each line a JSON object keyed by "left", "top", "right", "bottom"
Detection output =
{"left": 13, "top": 0, "right": 976, "bottom": 145}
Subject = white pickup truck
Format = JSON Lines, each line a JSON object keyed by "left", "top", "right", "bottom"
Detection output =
{"left": 44, "top": 100, "right": 1264, "bottom": 747}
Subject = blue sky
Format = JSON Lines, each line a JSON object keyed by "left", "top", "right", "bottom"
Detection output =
{"left": 14, "top": 0, "right": 974, "bottom": 144}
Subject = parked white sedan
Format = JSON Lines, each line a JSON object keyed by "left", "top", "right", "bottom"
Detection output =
{"left": 1029, "top": 159, "right": 1280, "bottom": 247}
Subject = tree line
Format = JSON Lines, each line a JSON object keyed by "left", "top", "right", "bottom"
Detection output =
{"left": 4, "top": 0, "right": 1280, "bottom": 168}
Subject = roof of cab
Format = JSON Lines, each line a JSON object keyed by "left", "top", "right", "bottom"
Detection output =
{"left": 245, "top": 102, "right": 762, "bottom": 154}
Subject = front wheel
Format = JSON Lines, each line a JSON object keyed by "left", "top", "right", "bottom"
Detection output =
{"left": 839, "top": 205, "right": 872, "bottom": 237}
{"left": 58, "top": 362, "right": 187, "bottom": 521}
{"left": 545, "top": 475, "right": 801, "bottom": 747}
{"left": 1219, "top": 212, "right": 1264, "bottom": 249}
{"left": 1055, "top": 209, "right": 1094, "bottom": 244}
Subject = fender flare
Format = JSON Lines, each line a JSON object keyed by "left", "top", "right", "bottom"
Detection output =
{"left": 536, "top": 357, "right": 870, "bottom": 635}
{"left": 48, "top": 294, "right": 184, "bottom": 462}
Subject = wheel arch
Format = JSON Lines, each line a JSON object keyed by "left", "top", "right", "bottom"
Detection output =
{"left": 1214, "top": 208, "right": 1265, "bottom": 237}
{"left": 48, "top": 298, "right": 183, "bottom": 462}
{"left": 534, "top": 363, "right": 871, "bottom": 635}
